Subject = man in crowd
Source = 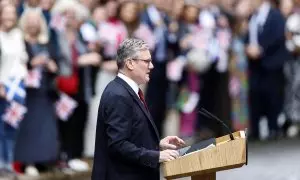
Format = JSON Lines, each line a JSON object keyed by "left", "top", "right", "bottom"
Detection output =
{"left": 246, "top": 0, "right": 289, "bottom": 140}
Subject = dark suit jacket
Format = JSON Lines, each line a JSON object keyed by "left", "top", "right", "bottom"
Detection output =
{"left": 91, "top": 77, "right": 161, "bottom": 180}
{"left": 245, "top": 7, "right": 289, "bottom": 71}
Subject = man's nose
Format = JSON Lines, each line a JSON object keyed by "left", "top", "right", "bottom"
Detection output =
{"left": 149, "top": 61, "right": 154, "bottom": 69}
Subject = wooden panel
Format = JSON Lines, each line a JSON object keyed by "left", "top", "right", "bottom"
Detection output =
{"left": 216, "top": 131, "right": 245, "bottom": 145}
{"left": 162, "top": 131, "right": 247, "bottom": 179}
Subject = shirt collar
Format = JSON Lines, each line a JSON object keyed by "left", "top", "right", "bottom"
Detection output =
{"left": 117, "top": 72, "right": 139, "bottom": 96}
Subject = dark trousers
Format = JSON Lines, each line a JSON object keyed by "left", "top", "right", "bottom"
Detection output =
{"left": 146, "top": 62, "right": 167, "bottom": 137}
{"left": 58, "top": 98, "right": 88, "bottom": 160}
{"left": 249, "top": 69, "right": 284, "bottom": 138}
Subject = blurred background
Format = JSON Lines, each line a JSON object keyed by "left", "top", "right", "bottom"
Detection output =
{"left": 0, "top": 0, "right": 299, "bottom": 179}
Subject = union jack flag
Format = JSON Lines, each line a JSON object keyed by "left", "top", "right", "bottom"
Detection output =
{"left": 3, "top": 77, "right": 26, "bottom": 104}
{"left": 2, "top": 101, "right": 27, "bottom": 128}
{"left": 24, "top": 68, "right": 42, "bottom": 88}
{"left": 55, "top": 93, "right": 78, "bottom": 121}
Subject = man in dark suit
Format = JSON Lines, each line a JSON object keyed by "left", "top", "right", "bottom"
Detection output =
{"left": 92, "top": 38, "right": 185, "bottom": 180}
{"left": 245, "top": 0, "right": 289, "bottom": 140}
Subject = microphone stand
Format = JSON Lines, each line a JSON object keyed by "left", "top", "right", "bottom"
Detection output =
{"left": 198, "top": 108, "right": 235, "bottom": 141}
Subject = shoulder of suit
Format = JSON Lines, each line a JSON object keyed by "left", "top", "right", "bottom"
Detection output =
{"left": 104, "top": 79, "right": 132, "bottom": 99}
{"left": 101, "top": 87, "right": 134, "bottom": 110}
{"left": 265, "top": 8, "right": 285, "bottom": 24}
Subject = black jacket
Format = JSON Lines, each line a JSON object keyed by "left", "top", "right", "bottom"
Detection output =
{"left": 245, "top": 7, "right": 289, "bottom": 71}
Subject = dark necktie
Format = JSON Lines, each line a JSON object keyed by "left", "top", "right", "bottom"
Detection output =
{"left": 138, "top": 89, "right": 148, "bottom": 111}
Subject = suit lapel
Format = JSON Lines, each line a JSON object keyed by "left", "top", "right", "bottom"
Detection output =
{"left": 115, "top": 77, "right": 160, "bottom": 141}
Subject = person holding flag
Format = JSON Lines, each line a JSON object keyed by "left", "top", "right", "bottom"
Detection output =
{"left": 13, "top": 9, "right": 60, "bottom": 176}
{"left": 0, "top": 3, "right": 28, "bottom": 176}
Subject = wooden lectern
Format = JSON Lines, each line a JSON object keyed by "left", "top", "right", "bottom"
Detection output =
{"left": 162, "top": 131, "right": 248, "bottom": 180}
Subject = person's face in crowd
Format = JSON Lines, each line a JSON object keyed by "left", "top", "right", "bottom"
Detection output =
{"left": 250, "top": 0, "right": 263, "bottom": 11}
{"left": 40, "top": 0, "right": 55, "bottom": 11}
{"left": 24, "top": 12, "right": 42, "bottom": 37}
{"left": 235, "top": 0, "right": 252, "bottom": 18}
{"left": 2, "top": 0, "right": 21, "bottom": 6}
{"left": 26, "top": 0, "right": 40, "bottom": 7}
{"left": 120, "top": 2, "right": 138, "bottom": 24}
{"left": 127, "top": 50, "right": 154, "bottom": 85}
{"left": 106, "top": 0, "right": 118, "bottom": 19}
{"left": 280, "top": 0, "right": 294, "bottom": 17}
{"left": 0, "top": 0, "right": 12, "bottom": 8}
{"left": 171, "top": 0, "right": 184, "bottom": 19}
{"left": 0, "top": 5, "right": 17, "bottom": 32}
{"left": 183, "top": 5, "right": 199, "bottom": 23}
{"left": 92, "top": 6, "right": 107, "bottom": 24}
{"left": 1, "top": 0, "right": 22, "bottom": 7}
{"left": 64, "top": 9, "right": 80, "bottom": 29}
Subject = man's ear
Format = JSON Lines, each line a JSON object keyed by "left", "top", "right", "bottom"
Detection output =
{"left": 125, "top": 59, "right": 135, "bottom": 70}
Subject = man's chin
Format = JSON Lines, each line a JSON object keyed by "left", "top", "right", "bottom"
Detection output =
{"left": 145, "top": 77, "right": 150, "bottom": 83}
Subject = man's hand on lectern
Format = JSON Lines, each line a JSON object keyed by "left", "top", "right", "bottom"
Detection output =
{"left": 160, "top": 136, "right": 185, "bottom": 150}
{"left": 159, "top": 149, "right": 179, "bottom": 163}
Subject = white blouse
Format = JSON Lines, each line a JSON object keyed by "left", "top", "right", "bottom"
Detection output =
{"left": 0, "top": 28, "right": 28, "bottom": 82}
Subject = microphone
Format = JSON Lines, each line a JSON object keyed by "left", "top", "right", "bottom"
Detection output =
{"left": 198, "top": 108, "right": 235, "bottom": 141}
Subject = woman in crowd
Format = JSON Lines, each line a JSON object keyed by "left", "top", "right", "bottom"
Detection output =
{"left": 14, "top": 9, "right": 59, "bottom": 176}
{"left": 0, "top": 3, "right": 28, "bottom": 176}
{"left": 52, "top": 0, "right": 100, "bottom": 171}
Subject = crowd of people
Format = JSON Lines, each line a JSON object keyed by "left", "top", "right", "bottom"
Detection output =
{"left": 0, "top": 0, "right": 299, "bottom": 178}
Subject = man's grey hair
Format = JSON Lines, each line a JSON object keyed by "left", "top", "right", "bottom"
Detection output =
{"left": 116, "top": 38, "right": 149, "bottom": 69}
